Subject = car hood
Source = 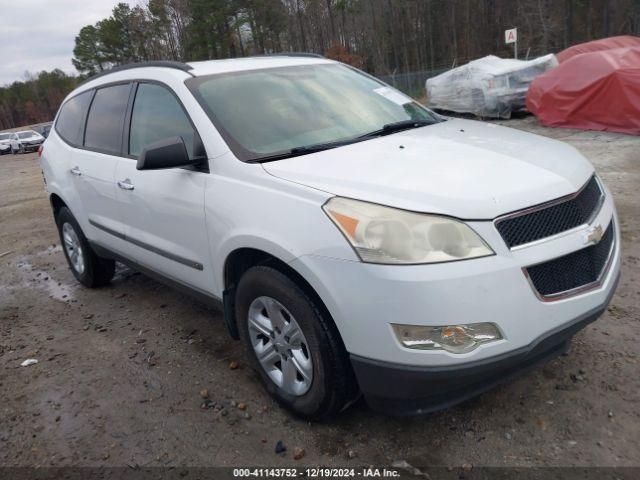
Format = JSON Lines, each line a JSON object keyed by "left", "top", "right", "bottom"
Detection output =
{"left": 20, "top": 136, "right": 43, "bottom": 141}
{"left": 262, "top": 118, "right": 594, "bottom": 219}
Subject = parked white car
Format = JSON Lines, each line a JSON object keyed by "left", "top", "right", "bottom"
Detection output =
{"left": 3, "top": 129, "right": 45, "bottom": 154}
{"left": 40, "top": 57, "right": 620, "bottom": 418}
{"left": 0, "top": 132, "right": 12, "bottom": 154}
{"left": 17, "top": 129, "right": 45, "bottom": 152}
{"left": 0, "top": 132, "right": 22, "bottom": 154}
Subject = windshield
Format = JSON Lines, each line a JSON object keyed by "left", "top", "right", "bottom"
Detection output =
{"left": 18, "top": 131, "right": 36, "bottom": 139}
{"left": 187, "top": 63, "right": 440, "bottom": 162}
{"left": 0, "top": 133, "right": 11, "bottom": 140}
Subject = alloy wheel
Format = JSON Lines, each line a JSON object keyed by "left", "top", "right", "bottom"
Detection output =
{"left": 62, "top": 222, "right": 85, "bottom": 275}
{"left": 247, "top": 296, "right": 313, "bottom": 396}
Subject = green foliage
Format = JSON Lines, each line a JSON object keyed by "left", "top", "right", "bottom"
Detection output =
{"left": 72, "top": 25, "right": 104, "bottom": 76}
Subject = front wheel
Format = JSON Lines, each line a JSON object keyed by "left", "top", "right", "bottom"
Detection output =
{"left": 236, "top": 266, "right": 357, "bottom": 419}
{"left": 56, "top": 207, "right": 115, "bottom": 287}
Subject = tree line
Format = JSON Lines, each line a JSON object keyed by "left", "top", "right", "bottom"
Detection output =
{"left": 2, "top": 0, "right": 639, "bottom": 129}
{"left": 72, "top": 0, "right": 640, "bottom": 75}
{"left": 0, "top": 70, "right": 77, "bottom": 131}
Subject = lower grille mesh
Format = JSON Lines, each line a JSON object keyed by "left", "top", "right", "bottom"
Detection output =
{"left": 525, "top": 221, "right": 614, "bottom": 298}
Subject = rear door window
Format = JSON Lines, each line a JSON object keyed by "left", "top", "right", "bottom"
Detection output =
{"left": 128, "top": 83, "right": 196, "bottom": 158}
{"left": 55, "top": 90, "right": 93, "bottom": 145}
{"left": 84, "top": 84, "right": 131, "bottom": 155}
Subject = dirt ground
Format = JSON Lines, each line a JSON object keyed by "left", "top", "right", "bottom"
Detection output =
{"left": 1, "top": 117, "right": 639, "bottom": 470}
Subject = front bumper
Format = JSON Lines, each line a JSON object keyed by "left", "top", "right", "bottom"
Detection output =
{"left": 21, "top": 142, "right": 42, "bottom": 152}
{"left": 350, "top": 270, "right": 619, "bottom": 415}
{"left": 288, "top": 183, "right": 620, "bottom": 413}
{"left": 291, "top": 200, "right": 619, "bottom": 364}
{"left": 288, "top": 179, "right": 620, "bottom": 414}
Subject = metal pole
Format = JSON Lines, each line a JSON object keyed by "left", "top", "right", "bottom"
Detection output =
{"left": 515, "top": 38, "right": 518, "bottom": 59}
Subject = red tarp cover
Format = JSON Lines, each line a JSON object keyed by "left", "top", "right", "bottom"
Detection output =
{"left": 556, "top": 35, "right": 640, "bottom": 63}
{"left": 526, "top": 46, "right": 640, "bottom": 135}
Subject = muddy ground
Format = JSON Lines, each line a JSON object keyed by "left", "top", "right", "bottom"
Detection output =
{"left": 1, "top": 117, "right": 639, "bottom": 470}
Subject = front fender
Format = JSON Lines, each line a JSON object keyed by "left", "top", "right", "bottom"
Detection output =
{"left": 204, "top": 165, "right": 358, "bottom": 296}
{"left": 214, "top": 231, "right": 300, "bottom": 291}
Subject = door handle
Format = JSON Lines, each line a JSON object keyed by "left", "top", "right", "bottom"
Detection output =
{"left": 117, "top": 178, "right": 135, "bottom": 191}
{"left": 70, "top": 166, "right": 81, "bottom": 176}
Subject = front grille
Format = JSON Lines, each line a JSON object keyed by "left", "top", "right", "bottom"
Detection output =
{"left": 496, "top": 176, "right": 603, "bottom": 248}
{"left": 525, "top": 221, "right": 614, "bottom": 298}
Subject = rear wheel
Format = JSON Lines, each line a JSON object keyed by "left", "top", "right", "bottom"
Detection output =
{"left": 56, "top": 207, "right": 115, "bottom": 287}
{"left": 236, "top": 266, "right": 357, "bottom": 419}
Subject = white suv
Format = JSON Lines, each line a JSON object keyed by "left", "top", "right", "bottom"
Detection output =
{"left": 40, "top": 57, "right": 620, "bottom": 418}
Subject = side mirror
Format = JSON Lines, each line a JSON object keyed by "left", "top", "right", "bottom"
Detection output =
{"left": 136, "top": 136, "right": 199, "bottom": 171}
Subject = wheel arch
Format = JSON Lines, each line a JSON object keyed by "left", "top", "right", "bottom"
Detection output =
{"left": 222, "top": 247, "right": 340, "bottom": 347}
{"left": 49, "top": 192, "right": 68, "bottom": 218}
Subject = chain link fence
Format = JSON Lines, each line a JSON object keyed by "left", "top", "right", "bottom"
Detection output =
{"left": 378, "top": 68, "right": 449, "bottom": 99}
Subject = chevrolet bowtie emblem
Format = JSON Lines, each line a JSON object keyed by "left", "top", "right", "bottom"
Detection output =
{"left": 586, "top": 224, "right": 604, "bottom": 245}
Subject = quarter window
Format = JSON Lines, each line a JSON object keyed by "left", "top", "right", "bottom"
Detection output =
{"left": 129, "top": 83, "right": 196, "bottom": 158}
{"left": 55, "top": 90, "right": 93, "bottom": 145}
{"left": 84, "top": 84, "right": 131, "bottom": 154}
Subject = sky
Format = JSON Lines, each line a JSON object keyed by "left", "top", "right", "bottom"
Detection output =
{"left": 0, "top": 0, "right": 136, "bottom": 86}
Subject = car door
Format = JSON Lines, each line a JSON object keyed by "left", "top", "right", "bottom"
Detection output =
{"left": 72, "top": 83, "right": 132, "bottom": 250}
{"left": 114, "top": 81, "right": 215, "bottom": 292}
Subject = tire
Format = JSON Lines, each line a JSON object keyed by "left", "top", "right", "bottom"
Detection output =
{"left": 55, "top": 207, "right": 115, "bottom": 287}
{"left": 236, "top": 266, "right": 357, "bottom": 419}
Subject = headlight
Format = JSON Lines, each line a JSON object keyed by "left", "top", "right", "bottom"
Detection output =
{"left": 323, "top": 197, "right": 493, "bottom": 264}
{"left": 392, "top": 323, "right": 502, "bottom": 354}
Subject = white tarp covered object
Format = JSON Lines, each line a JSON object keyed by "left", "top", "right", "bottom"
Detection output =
{"left": 425, "top": 54, "right": 558, "bottom": 118}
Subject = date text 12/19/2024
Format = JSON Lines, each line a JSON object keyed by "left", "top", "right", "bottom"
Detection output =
{"left": 233, "top": 468, "right": 401, "bottom": 478}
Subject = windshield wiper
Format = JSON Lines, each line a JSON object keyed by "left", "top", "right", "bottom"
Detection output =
{"left": 289, "top": 140, "right": 353, "bottom": 155}
{"left": 247, "top": 138, "right": 359, "bottom": 163}
{"left": 358, "top": 119, "right": 433, "bottom": 139}
{"left": 247, "top": 119, "right": 435, "bottom": 163}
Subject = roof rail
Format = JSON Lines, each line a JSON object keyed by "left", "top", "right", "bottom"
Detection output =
{"left": 78, "top": 61, "right": 194, "bottom": 86}
{"left": 262, "top": 52, "right": 325, "bottom": 59}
